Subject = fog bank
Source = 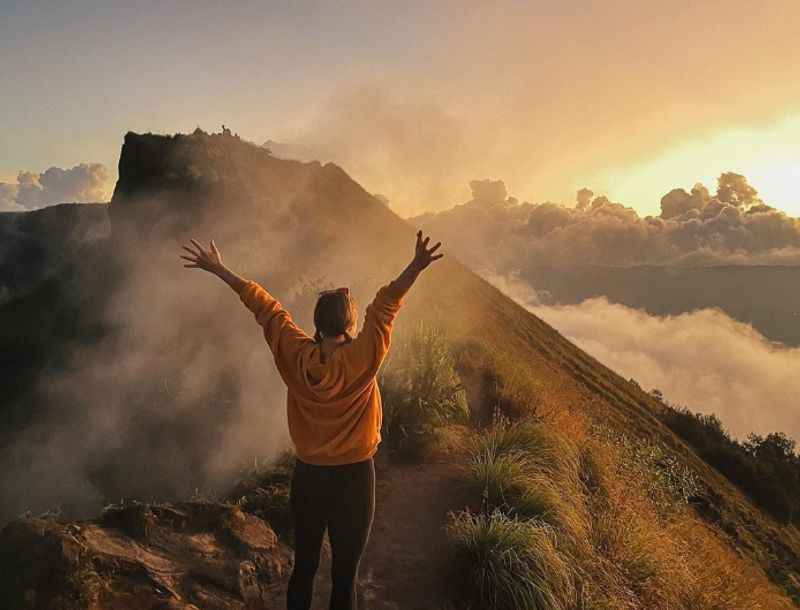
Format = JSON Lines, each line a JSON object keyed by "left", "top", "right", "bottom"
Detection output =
{"left": 484, "top": 272, "right": 800, "bottom": 443}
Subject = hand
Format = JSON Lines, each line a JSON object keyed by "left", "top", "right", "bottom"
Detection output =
{"left": 411, "top": 230, "right": 444, "bottom": 271}
{"left": 180, "top": 238, "right": 226, "bottom": 275}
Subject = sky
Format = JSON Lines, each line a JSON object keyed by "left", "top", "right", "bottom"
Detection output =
{"left": 1, "top": 0, "right": 799, "bottom": 216}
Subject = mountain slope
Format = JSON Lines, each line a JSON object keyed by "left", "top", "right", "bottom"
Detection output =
{"left": 1, "top": 129, "right": 798, "bottom": 608}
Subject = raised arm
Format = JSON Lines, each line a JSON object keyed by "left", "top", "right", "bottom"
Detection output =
{"left": 179, "top": 238, "right": 312, "bottom": 360}
{"left": 180, "top": 238, "right": 247, "bottom": 292}
{"left": 391, "top": 230, "right": 444, "bottom": 297}
{"left": 344, "top": 230, "right": 444, "bottom": 377}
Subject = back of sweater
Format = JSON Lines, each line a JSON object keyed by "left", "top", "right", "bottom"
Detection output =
{"left": 238, "top": 280, "right": 406, "bottom": 465}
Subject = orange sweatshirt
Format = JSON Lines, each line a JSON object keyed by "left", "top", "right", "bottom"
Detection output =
{"left": 238, "top": 279, "right": 406, "bottom": 465}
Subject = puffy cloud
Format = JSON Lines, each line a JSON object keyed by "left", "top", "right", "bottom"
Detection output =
{"left": 414, "top": 173, "right": 800, "bottom": 267}
{"left": 0, "top": 183, "right": 21, "bottom": 212}
{"left": 576, "top": 188, "right": 594, "bottom": 210}
{"left": 717, "top": 172, "right": 760, "bottom": 206}
{"left": 0, "top": 163, "right": 110, "bottom": 212}
{"left": 470, "top": 179, "right": 508, "bottom": 204}
{"left": 659, "top": 183, "right": 710, "bottom": 219}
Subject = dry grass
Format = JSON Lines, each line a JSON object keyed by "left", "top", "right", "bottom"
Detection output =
{"left": 425, "top": 292, "right": 798, "bottom": 608}
{"left": 452, "top": 340, "right": 553, "bottom": 423}
{"left": 580, "top": 438, "right": 794, "bottom": 609}
{"left": 445, "top": 509, "right": 576, "bottom": 610}
{"left": 452, "top": 404, "right": 793, "bottom": 609}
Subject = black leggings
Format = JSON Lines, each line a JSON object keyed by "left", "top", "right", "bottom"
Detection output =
{"left": 287, "top": 457, "right": 375, "bottom": 610}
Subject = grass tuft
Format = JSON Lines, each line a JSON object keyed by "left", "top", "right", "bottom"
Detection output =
{"left": 446, "top": 509, "right": 576, "bottom": 610}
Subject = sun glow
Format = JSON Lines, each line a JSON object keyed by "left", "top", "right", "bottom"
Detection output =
{"left": 594, "top": 114, "right": 800, "bottom": 217}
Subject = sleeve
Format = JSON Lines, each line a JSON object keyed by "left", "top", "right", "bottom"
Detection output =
{"left": 342, "top": 279, "right": 407, "bottom": 379}
{"left": 238, "top": 280, "right": 312, "bottom": 363}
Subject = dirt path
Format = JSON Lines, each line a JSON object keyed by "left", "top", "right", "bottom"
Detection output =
{"left": 267, "top": 425, "right": 474, "bottom": 610}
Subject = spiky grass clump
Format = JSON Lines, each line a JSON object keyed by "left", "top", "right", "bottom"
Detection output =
{"left": 467, "top": 418, "right": 589, "bottom": 544}
{"left": 467, "top": 446, "right": 532, "bottom": 510}
{"left": 446, "top": 509, "right": 576, "bottom": 610}
{"left": 472, "top": 417, "right": 580, "bottom": 484}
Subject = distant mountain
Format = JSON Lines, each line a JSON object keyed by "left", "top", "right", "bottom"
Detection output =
{"left": 0, "top": 202, "right": 109, "bottom": 302}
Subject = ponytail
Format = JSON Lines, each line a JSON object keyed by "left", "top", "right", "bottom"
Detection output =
{"left": 314, "top": 329, "right": 352, "bottom": 344}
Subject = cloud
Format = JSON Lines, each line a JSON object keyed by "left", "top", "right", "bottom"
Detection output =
{"left": 0, "top": 183, "right": 21, "bottom": 212}
{"left": 0, "top": 163, "right": 110, "bottom": 212}
{"left": 414, "top": 173, "right": 800, "bottom": 267}
{"left": 482, "top": 271, "right": 800, "bottom": 443}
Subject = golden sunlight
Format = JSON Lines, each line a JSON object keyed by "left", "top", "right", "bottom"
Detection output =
{"left": 594, "top": 114, "right": 800, "bottom": 216}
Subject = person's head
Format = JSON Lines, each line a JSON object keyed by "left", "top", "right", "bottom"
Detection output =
{"left": 313, "top": 287, "right": 358, "bottom": 342}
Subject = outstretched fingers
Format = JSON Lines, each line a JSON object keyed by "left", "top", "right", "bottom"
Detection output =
{"left": 428, "top": 241, "right": 442, "bottom": 255}
{"left": 189, "top": 238, "right": 207, "bottom": 256}
{"left": 180, "top": 239, "right": 209, "bottom": 270}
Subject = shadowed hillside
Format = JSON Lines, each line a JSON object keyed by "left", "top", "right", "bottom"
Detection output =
{"left": 1, "top": 130, "right": 798, "bottom": 609}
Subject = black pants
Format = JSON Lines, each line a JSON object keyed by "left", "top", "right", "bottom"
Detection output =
{"left": 287, "top": 457, "right": 375, "bottom": 610}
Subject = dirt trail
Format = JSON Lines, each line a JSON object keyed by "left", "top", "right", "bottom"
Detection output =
{"left": 266, "top": 425, "right": 475, "bottom": 610}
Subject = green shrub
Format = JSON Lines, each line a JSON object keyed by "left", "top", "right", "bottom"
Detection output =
{"left": 661, "top": 404, "right": 800, "bottom": 522}
{"left": 445, "top": 509, "right": 576, "bottom": 610}
{"left": 379, "top": 322, "right": 468, "bottom": 460}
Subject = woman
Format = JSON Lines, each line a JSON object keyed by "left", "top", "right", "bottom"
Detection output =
{"left": 179, "top": 231, "right": 443, "bottom": 610}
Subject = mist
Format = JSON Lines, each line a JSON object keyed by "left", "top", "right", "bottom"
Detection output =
{"left": 483, "top": 271, "right": 800, "bottom": 443}
{"left": 0, "top": 241, "right": 288, "bottom": 520}
{"left": 0, "top": 143, "right": 401, "bottom": 522}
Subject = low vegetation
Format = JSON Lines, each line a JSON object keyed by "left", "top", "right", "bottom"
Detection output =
{"left": 379, "top": 322, "right": 468, "bottom": 459}
{"left": 452, "top": 339, "right": 548, "bottom": 424}
{"left": 445, "top": 509, "right": 575, "bottom": 610}
{"left": 466, "top": 417, "right": 588, "bottom": 548}
{"left": 227, "top": 450, "right": 295, "bottom": 541}
{"left": 437, "top": 348, "right": 793, "bottom": 609}
{"left": 660, "top": 402, "right": 800, "bottom": 523}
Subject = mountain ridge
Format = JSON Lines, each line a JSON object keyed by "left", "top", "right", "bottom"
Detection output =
{"left": 0, "top": 130, "right": 798, "bottom": 608}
